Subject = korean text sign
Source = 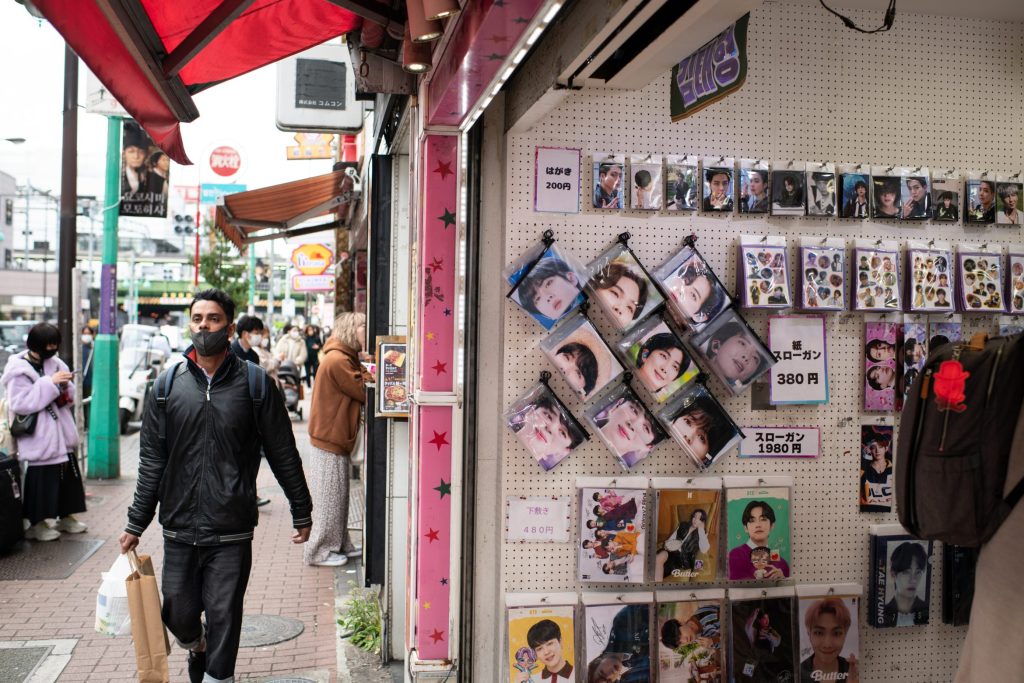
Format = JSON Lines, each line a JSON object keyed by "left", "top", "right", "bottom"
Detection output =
{"left": 670, "top": 14, "right": 749, "bottom": 121}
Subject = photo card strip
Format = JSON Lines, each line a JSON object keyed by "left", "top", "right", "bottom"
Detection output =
{"left": 739, "top": 159, "right": 771, "bottom": 214}
{"left": 738, "top": 235, "right": 792, "bottom": 309}
{"left": 723, "top": 476, "right": 794, "bottom": 581}
{"left": 630, "top": 154, "right": 663, "bottom": 210}
{"left": 729, "top": 587, "right": 797, "bottom": 683}
{"left": 691, "top": 308, "right": 777, "bottom": 396}
{"left": 655, "top": 588, "right": 726, "bottom": 681}
{"left": 897, "top": 167, "right": 930, "bottom": 220}
{"left": 702, "top": 157, "right": 735, "bottom": 213}
{"left": 657, "top": 382, "right": 743, "bottom": 471}
{"left": 577, "top": 477, "right": 648, "bottom": 583}
{"left": 868, "top": 524, "right": 933, "bottom": 628}
{"left": 505, "top": 233, "right": 588, "bottom": 329}
{"left": 838, "top": 164, "right": 870, "bottom": 219}
{"left": 582, "top": 593, "right": 654, "bottom": 681}
{"left": 504, "top": 376, "right": 589, "bottom": 472}
{"left": 617, "top": 314, "right": 699, "bottom": 403}
{"left": 864, "top": 317, "right": 900, "bottom": 412}
{"left": 931, "top": 174, "right": 960, "bottom": 222}
{"left": 860, "top": 420, "right": 894, "bottom": 512}
{"left": 871, "top": 167, "right": 902, "bottom": 219}
{"left": 928, "top": 314, "right": 962, "bottom": 349}
{"left": 771, "top": 162, "right": 806, "bottom": 216}
{"left": 505, "top": 594, "right": 577, "bottom": 683}
{"left": 585, "top": 382, "right": 668, "bottom": 470}
{"left": 538, "top": 310, "right": 624, "bottom": 401}
{"left": 795, "top": 584, "right": 862, "bottom": 683}
{"left": 654, "top": 238, "right": 733, "bottom": 331}
{"left": 958, "top": 244, "right": 1005, "bottom": 313}
{"left": 1008, "top": 253, "right": 1024, "bottom": 313}
{"left": 651, "top": 478, "right": 723, "bottom": 583}
{"left": 665, "top": 155, "right": 699, "bottom": 211}
{"left": 593, "top": 152, "right": 625, "bottom": 209}
{"left": 852, "top": 240, "right": 901, "bottom": 311}
{"left": 586, "top": 235, "right": 665, "bottom": 332}
{"left": 806, "top": 162, "right": 836, "bottom": 216}
{"left": 799, "top": 238, "right": 846, "bottom": 310}
{"left": 964, "top": 172, "right": 996, "bottom": 225}
{"left": 906, "top": 242, "right": 954, "bottom": 312}
{"left": 996, "top": 174, "right": 1023, "bottom": 225}
{"left": 900, "top": 315, "right": 928, "bottom": 409}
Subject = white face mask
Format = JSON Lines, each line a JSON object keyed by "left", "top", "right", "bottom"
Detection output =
{"left": 260, "top": 337, "right": 269, "bottom": 348}
{"left": 248, "top": 334, "right": 263, "bottom": 347}
{"left": 289, "top": 330, "right": 301, "bottom": 339}
{"left": 81, "top": 334, "right": 94, "bottom": 345}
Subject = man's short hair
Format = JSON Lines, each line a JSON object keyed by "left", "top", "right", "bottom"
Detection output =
{"left": 526, "top": 619, "right": 561, "bottom": 648}
{"left": 890, "top": 541, "right": 928, "bottom": 574}
{"left": 236, "top": 314, "right": 265, "bottom": 335}
{"left": 907, "top": 176, "right": 928, "bottom": 189}
{"left": 190, "top": 288, "right": 236, "bottom": 321}
{"left": 742, "top": 500, "right": 776, "bottom": 526}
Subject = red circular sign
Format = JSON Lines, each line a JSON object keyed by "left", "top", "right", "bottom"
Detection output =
{"left": 209, "top": 146, "right": 241, "bottom": 177}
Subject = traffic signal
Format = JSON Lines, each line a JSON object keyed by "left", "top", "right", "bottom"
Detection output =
{"left": 173, "top": 214, "right": 195, "bottom": 234}
{"left": 4, "top": 199, "right": 11, "bottom": 226}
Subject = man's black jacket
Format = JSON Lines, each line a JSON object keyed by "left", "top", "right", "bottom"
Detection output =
{"left": 125, "top": 349, "right": 312, "bottom": 545}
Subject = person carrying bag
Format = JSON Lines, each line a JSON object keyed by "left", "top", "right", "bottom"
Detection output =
{"left": 125, "top": 549, "right": 171, "bottom": 683}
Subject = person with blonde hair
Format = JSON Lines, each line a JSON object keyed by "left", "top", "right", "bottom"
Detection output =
{"left": 304, "top": 312, "right": 368, "bottom": 566}
{"left": 801, "top": 597, "right": 858, "bottom": 682}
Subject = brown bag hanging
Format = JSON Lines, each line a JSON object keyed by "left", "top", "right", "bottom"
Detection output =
{"left": 125, "top": 549, "right": 171, "bottom": 683}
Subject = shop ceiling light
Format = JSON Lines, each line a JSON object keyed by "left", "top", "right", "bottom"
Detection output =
{"left": 543, "top": 3, "right": 562, "bottom": 23}
{"left": 402, "top": 32, "right": 432, "bottom": 73}
{"left": 423, "top": 0, "right": 459, "bottom": 21}
{"left": 407, "top": 0, "right": 443, "bottom": 42}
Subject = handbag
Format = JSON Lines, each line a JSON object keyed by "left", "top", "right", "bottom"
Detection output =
{"left": 125, "top": 549, "right": 171, "bottom": 682}
{"left": 9, "top": 360, "right": 59, "bottom": 439}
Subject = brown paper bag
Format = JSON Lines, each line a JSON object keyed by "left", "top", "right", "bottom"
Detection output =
{"left": 125, "top": 550, "right": 171, "bottom": 683}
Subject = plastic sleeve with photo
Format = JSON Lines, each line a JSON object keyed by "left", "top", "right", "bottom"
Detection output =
{"left": 958, "top": 251, "right": 1006, "bottom": 313}
{"left": 504, "top": 381, "right": 588, "bottom": 472}
{"left": 770, "top": 165, "right": 806, "bottom": 216}
{"left": 578, "top": 487, "right": 647, "bottom": 583}
{"left": 505, "top": 240, "right": 588, "bottom": 330}
{"left": 655, "top": 598, "right": 726, "bottom": 678}
{"left": 592, "top": 154, "right": 625, "bottom": 210}
{"left": 585, "top": 240, "right": 664, "bottom": 332}
{"left": 729, "top": 596, "right": 797, "bottom": 682}
{"left": 805, "top": 166, "right": 836, "bottom": 217}
{"left": 652, "top": 488, "right": 723, "bottom": 582}
{"left": 851, "top": 248, "right": 902, "bottom": 311}
{"left": 690, "top": 309, "right": 776, "bottom": 396}
{"left": 871, "top": 175, "right": 902, "bottom": 220}
{"left": 538, "top": 312, "right": 624, "bottom": 401}
{"left": 838, "top": 171, "right": 871, "bottom": 219}
{"left": 1007, "top": 254, "right": 1024, "bottom": 313}
{"left": 657, "top": 383, "right": 741, "bottom": 472}
{"left": 665, "top": 158, "right": 699, "bottom": 211}
{"left": 653, "top": 241, "right": 732, "bottom": 331}
{"left": 583, "top": 601, "right": 653, "bottom": 678}
{"left": 702, "top": 162, "right": 735, "bottom": 213}
{"left": 906, "top": 248, "right": 954, "bottom": 312}
{"left": 630, "top": 157, "right": 664, "bottom": 211}
{"left": 585, "top": 383, "right": 667, "bottom": 470}
{"left": 616, "top": 315, "right": 699, "bottom": 403}
{"left": 799, "top": 245, "right": 846, "bottom": 311}
{"left": 863, "top": 321, "right": 900, "bottom": 412}
{"left": 797, "top": 593, "right": 860, "bottom": 680}
{"left": 738, "top": 243, "right": 792, "bottom": 309}
{"left": 505, "top": 604, "right": 576, "bottom": 683}
{"left": 724, "top": 485, "right": 793, "bottom": 581}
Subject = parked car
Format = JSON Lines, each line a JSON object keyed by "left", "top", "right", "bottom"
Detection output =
{"left": 0, "top": 321, "right": 39, "bottom": 394}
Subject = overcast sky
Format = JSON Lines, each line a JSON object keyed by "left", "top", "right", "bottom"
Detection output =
{"left": 0, "top": 4, "right": 348, "bottom": 253}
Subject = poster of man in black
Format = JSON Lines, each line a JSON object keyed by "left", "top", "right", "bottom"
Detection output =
{"left": 119, "top": 120, "right": 169, "bottom": 217}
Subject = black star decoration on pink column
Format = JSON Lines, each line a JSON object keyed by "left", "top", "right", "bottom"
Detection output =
{"left": 438, "top": 208, "right": 456, "bottom": 228}
{"left": 440, "top": 577, "right": 448, "bottom": 586}
{"left": 486, "top": 53, "right": 504, "bottom": 61}
{"left": 433, "top": 478, "right": 451, "bottom": 498}
{"left": 433, "top": 160, "right": 453, "bottom": 180}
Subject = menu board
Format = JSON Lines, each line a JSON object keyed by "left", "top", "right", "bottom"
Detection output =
{"left": 376, "top": 336, "right": 409, "bottom": 418}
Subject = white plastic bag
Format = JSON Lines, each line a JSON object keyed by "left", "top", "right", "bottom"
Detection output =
{"left": 95, "top": 552, "right": 132, "bottom": 636}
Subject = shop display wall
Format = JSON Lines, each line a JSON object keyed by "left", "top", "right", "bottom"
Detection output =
{"left": 499, "top": 3, "right": 1023, "bottom": 679}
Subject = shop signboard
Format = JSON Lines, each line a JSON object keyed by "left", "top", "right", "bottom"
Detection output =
{"left": 534, "top": 146, "right": 581, "bottom": 213}
{"left": 291, "top": 274, "right": 335, "bottom": 292}
{"left": 768, "top": 315, "right": 829, "bottom": 404}
{"left": 739, "top": 427, "right": 820, "bottom": 458}
{"left": 375, "top": 336, "right": 409, "bottom": 418}
{"left": 200, "top": 183, "right": 246, "bottom": 205}
{"left": 670, "top": 13, "right": 749, "bottom": 121}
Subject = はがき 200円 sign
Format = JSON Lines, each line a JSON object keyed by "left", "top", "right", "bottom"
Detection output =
{"left": 534, "top": 147, "right": 581, "bottom": 213}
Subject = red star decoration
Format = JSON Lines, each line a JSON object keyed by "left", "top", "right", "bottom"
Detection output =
{"left": 425, "top": 528, "right": 440, "bottom": 543}
{"left": 429, "top": 628, "right": 445, "bottom": 643}
{"left": 490, "top": 34, "right": 509, "bottom": 43}
{"left": 428, "top": 430, "right": 449, "bottom": 450}
{"left": 433, "top": 160, "right": 453, "bottom": 180}
{"left": 430, "top": 257, "right": 444, "bottom": 272}
{"left": 431, "top": 360, "right": 447, "bottom": 375}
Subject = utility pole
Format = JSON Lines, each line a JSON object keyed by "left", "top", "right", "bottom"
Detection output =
{"left": 87, "top": 116, "right": 121, "bottom": 478}
{"left": 248, "top": 243, "right": 256, "bottom": 315}
{"left": 57, "top": 45, "right": 78, "bottom": 363}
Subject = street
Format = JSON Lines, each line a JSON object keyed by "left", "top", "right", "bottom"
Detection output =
{"left": 0, "top": 398, "right": 396, "bottom": 683}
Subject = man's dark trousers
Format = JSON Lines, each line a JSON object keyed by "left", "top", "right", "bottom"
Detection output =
{"left": 161, "top": 539, "right": 253, "bottom": 681}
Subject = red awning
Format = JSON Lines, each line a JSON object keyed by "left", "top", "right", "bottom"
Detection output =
{"left": 33, "top": 0, "right": 361, "bottom": 165}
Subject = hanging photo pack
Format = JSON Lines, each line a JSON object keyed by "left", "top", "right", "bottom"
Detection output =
{"left": 851, "top": 240, "right": 901, "bottom": 312}
{"left": 618, "top": 315, "right": 699, "bottom": 403}
{"left": 806, "top": 163, "right": 836, "bottom": 216}
{"left": 897, "top": 167, "right": 930, "bottom": 220}
{"left": 723, "top": 476, "right": 794, "bottom": 581}
{"left": 799, "top": 239, "right": 846, "bottom": 310}
{"left": 957, "top": 245, "right": 1005, "bottom": 313}
{"left": 702, "top": 158, "right": 735, "bottom": 212}
{"left": 655, "top": 589, "right": 726, "bottom": 681}
{"left": 931, "top": 174, "right": 960, "bottom": 222}
{"left": 654, "top": 238, "right": 732, "bottom": 331}
{"left": 691, "top": 309, "right": 776, "bottom": 396}
{"left": 796, "top": 584, "right": 861, "bottom": 683}
{"left": 863, "top": 318, "right": 899, "bottom": 412}
{"left": 771, "top": 162, "right": 806, "bottom": 216}
{"left": 505, "top": 233, "right": 587, "bottom": 329}
{"left": 577, "top": 478, "right": 648, "bottom": 583}
{"left": 738, "top": 159, "right": 771, "bottom": 214}
{"left": 651, "top": 478, "right": 723, "bottom": 583}
{"left": 838, "top": 165, "right": 870, "bottom": 219}
{"left": 586, "top": 235, "right": 664, "bottom": 332}
{"left": 585, "top": 382, "right": 667, "bottom": 470}
{"left": 657, "top": 383, "right": 742, "bottom": 471}
{"left": 906, "top": 242, "right": 954, "bottom": 312}
{"left": 738, "top": 236, "right": 792, "bottom": 309}
{"left": 593, "top": 153, "right": 625, "bottom": 210}
{"left": 665, "top": 155, "right": 699, "bottom": 211}
{"left": 505, "top": 595, "right": 577, "bottom": 683}
{"left": 504, "top": 376, "right": 588, "bottom": 472}
{"left": 871, "top": 168, "right": 901, "bottom": 220}
{"left": 964, "top": 173, "right": 996, "bottom": 225}
{"left": 630, "top": 155, "right": 663, "bottom": 210}
{"left": 729, "top": 587, "right": 797, "bottom": 683}
{"left": 539, "top": 311, "right": 623, "bottom": 401}
{"left": 582, "top": 594, "right": 654, "bottom": 680}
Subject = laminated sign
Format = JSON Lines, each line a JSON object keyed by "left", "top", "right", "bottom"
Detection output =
{"left": 670, "top": 13, "right": 749, "bottom": 121}
{"left": 768, "top": 316, "right": 829, "bottom": 404}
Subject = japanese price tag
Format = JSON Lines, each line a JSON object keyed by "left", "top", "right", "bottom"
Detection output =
{"left": 534, "top": 147, "right": 581, "bottom": 213}
{"left": 769, "top": 315, "right": 829, "bottom": 404}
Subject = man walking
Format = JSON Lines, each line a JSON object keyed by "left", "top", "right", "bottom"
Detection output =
{"left": 119, "top": 289, "right": 312, "bottom": 683}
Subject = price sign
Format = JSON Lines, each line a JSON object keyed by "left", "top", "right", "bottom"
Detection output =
{"left": 769, "top": 315, "right": 829, "bottom": 404}
{"left": 534, "top": 147, "right": 581, "bottom": 213}
{"left": 505, "top": 496, "right": 571, "bottom": 542}
{"left": 740, "top": 427, "right": 820, "bottom": 458}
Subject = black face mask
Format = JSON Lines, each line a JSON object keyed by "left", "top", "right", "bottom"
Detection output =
{"left": 192, "top": 327, "right": 230, "bottom": 357}
{"left": 34, "top": 349, "right": 58, "bottom": 360}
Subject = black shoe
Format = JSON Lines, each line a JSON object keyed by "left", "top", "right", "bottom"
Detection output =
{"left": 256, "top": 496, "right": 271, "bottom": 507}
{"left": 187, "top": 649, "right": 206, "bottom": 683}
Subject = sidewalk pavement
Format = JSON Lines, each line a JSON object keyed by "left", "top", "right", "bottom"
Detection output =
{"left": 0, "top": 398, "right": 365, "bottom": 682}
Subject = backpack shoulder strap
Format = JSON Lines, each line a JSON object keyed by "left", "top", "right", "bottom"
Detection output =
{"left": 155, "top": 364, "right": 182, "bottom": 444}
{"left": 246, "top": 361, "right": 268, "bottom": 443}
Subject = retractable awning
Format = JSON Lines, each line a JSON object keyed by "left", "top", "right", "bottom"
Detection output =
{"left": 32, "top": 0, "right": 361, "bottom": 164}
{"left": 214, "top": 169, "right": 354, "bottom": 250}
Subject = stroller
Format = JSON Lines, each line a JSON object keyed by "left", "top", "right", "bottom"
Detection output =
{"left": 277, "top": 360, "right": 304, "bottom": 420}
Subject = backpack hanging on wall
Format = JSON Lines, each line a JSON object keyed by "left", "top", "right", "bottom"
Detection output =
{"left": 897, "top": 332, "right": 1024, "bottom": 547}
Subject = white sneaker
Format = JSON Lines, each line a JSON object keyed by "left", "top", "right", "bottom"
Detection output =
{"left": 25, "top": 521, "right": 60, "bottom": 542}
{"left": 312, "top": 552, "right": 348, "bottom": 567}
{"left": 56, "top": 516, "right": 88, "bottom": 534}
{"left": 344, "top": 546, "right": 363, "bottom": 558}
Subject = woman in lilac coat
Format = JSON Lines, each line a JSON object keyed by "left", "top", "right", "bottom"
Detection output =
{"left": 0, "top": 323, "right": 87, "bottom": 541}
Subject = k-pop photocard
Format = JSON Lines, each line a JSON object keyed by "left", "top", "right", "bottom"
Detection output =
{"left": 506, "top": 603, "right": 576, "bottom": 683}
{"left": 630, "top": 156, "right": 663, "bottom": 210}
{"left": 666, "top": 156, "right": 699, "bottom": 211}
{"left": 797, "top": 589, "right": 860, "bottom": 683}
{"left": 702, "top": 159, "right": 735, "bottom": 212}
{"left": 899, "top": 170, "right": 931, "bottom": 220}
{"left": 799, "top": 243, "right": 845, "bottom": 310}
{"left": 739, "top": 237, "right": 791, "bottom": 308}
{"left": 942, "top": 545, "right": 979, "bottom": 626}
{"left": 691, "top": 309, "right": 776, "bottom": 396}
{"left": 739, "top": 160, "right": 771, "bottom": 214}
{"left": 725, "top": 484, "right": 792, "bottom": 580}
{"left": 868, "top": 526, "right": 933, "bottom": 628}
{"left": 1008, "top": 255, "right": 1024, "bottom": 313}
{"left": 965, "top": 176, "right": 996, "bottom": 224}
{"left": 871, "top": 174, "right": 901, "bottom": 219}
{"left": 586, "top": 384, "right": 667, "bottom": 469}
{"left": 928, "top": 317, "right": 962, "bottom": 349}
{"left": 618, "top": 316, "right": 699, "bottom": 403}
{"left": 539, "top": 313, "right": 624, "bottom": 401}
{"left": 583, "top": 599, "right": 653, "bottom": 682}
{"left": 996, "top": 178, "right": 1023, "bottom": 225}
{"left": 771, "top": 165, "right": 806, "bottom": 216}
{"left": 907, "top": 245, "right": 955, "bottom": 312}
{"left": 864, "top": 320, "right": 900, "bottom": 412}
{"left": 958, "top": 248, "right": 1005, "bottom": 313}
{"left": 658, "top": 383, "right": 742, "bottom": 471}
{"left": 504, "top": 382, "right": 588, "bottom": 471}
{"left": 505, "top": 239, "right": 587, "bottom": 329}
{"left": 729, "top": 593, "right": 797, "bottom": 683}
{"left": 852, "top": 242, "right": 901, "bottom": 311}
{"left": 578, "top": 485, "right": 647, "bottom": 582}
{"left": 653, "top": 485, "right": 722, "bottom": 582}
{"left": 838, "top": 168, "right": 870, "bottom": 219}
{"left": 806, "top": 164, "right": 836, "bottom": 216}
{"left": 931, "top": 176, "right": 960, "bottom": 222}
{"left": 900, "top": 317, "right": 928, "bottom": 408}
{"left": 587, "top": 240, "right": 664, "bottom": 332}
{"left": 656, "top": 594, "right": 725, "bottom": 681}
{"left": 859, "top": 423, "right": 893, "bottom": 512}
{"left": 593, "top": 153, "right": 625, "bottom": 209}
{"left": 654, "top": 242, "right": 732, "bottom": 331}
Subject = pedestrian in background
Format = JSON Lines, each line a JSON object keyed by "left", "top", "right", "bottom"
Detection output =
{"left": 274, "top": 323, "right": 308, "bottom": 367}
{"left": 231, "top": 315, "right": 272, "bottom": 507}
{"left": 303, "top": 324, "right": 322, "bottom": 388}
{"left": 0, "top": 323, "right": 87, "bottom": 541}
{"left": 304, "top": 312, "right": 366, "bottom": 567}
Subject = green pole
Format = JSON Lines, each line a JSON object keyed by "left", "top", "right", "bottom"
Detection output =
{"left": 87, "top": 116, "right": 121, "bottom": 478}
{"left": 248, "top": 243, "right": 256, "bottom": 314}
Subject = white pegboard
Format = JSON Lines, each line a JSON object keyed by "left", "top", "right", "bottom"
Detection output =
{"left": 497, "top": 3, "right": 1024, "bottom": 681}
